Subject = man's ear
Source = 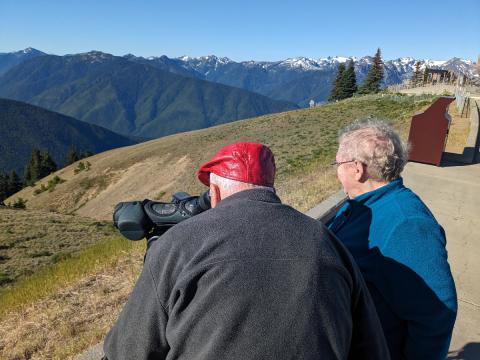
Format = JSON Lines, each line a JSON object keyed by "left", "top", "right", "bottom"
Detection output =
{"left": 210, "top": 183, "right": 221, "bottom": 208}
{"left": 354, "top": 161, "right": 367, "bottom": 182}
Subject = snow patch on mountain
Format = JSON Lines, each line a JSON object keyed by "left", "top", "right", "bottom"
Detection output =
{"left": 74, "top": 51, "right": 113, "bottom": 63}
{"left": 175, "top": 54, "right": 476, "bottom": 84}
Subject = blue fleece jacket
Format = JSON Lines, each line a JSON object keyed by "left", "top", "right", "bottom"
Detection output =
{"left": 328, "top": 178, "right": 457, "bottom": 360}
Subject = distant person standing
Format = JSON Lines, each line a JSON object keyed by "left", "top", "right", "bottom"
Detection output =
{"left": 103, "top": 142, "right": 390, "bottom": 360}
{"left": 328, "top": 120, "right": 457, "bottom": 360}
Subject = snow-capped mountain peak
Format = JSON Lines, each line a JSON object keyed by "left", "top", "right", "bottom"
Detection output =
{"left": 8, "top": 47, "right": 44, "bottom": 57}
{"left": 72, "top": 51, "right": 114, "bottom": 63}
{"left": 278, "top": 57, "right": 321, "bottom": 70}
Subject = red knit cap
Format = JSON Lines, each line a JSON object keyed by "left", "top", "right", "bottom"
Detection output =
{"left": 197, "top": 142, "right": 276, "bottom": 187}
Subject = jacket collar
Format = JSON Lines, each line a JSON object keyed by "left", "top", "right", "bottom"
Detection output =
{"left": 349, "top": 177, "right": 404, "bottom": 207}
{"left": 215, "top": 188, "right": 281, "bottom": 208}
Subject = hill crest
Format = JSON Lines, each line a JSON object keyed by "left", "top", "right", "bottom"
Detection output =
{"left": 6, "top": 94, "right": 436, "bottom": 219}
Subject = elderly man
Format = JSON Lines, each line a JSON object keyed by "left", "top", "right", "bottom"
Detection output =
{"left": 328, "top": 120, "right": 457, "bottom": 360}
{"left": 104, "top": 142, "right": 389, "bottom": 359}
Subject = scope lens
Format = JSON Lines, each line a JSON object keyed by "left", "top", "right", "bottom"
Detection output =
{"left": 151, "top": 203, "right": 177, "bottom": 215}
{"left": 184, "top": 199, "right": 199, "bottom": 213}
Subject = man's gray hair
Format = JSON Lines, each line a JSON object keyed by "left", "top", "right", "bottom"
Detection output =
{"left": 210, "top": 173, "right": 274, "bottom": 192}
{"left": 338, "top": 119, "right": 410, "bottom": 182}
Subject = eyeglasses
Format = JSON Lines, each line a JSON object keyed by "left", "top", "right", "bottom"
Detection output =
{"left": 330, "top": 159, "right": 356, "bottom": 167}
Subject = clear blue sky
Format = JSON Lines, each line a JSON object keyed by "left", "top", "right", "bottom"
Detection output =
{"left": 1, "top": 0, "right": 478, "bottom": 61}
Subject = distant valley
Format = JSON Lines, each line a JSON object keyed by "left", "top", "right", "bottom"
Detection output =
{"left": 0, "top": 98, "right": 136, "bottom": 174}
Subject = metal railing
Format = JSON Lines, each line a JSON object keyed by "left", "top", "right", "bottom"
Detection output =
{"left": 455, "top": 87, "right": 471, "bottom": 118}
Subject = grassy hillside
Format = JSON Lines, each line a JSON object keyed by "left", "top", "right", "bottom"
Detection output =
{"left": 0, "top": 207, "right": 118, "bottom": 287}
{"left": 6, "top": 93, "right": 436, "bottom": 220}
{"left": 0, "top": 94, "right": 436, "bottom": 359}
{"left": 0, "top": 98, "right": 136, "bottom": 174}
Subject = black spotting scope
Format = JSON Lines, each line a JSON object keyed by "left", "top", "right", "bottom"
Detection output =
{"left": 113, "top": 191, "right": 211, "bottom": 240}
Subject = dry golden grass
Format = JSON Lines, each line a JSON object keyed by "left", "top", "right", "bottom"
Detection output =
{"left": 277, "top": 163, "right": 339, "bottom": 212}
{"left": 0, "top": 208, "right": 117, "bottom": 287}
{"left": 0, "top": 241, "right": 144, "bottom": 359}
{"left": 445, "top": 101, "right": 471, "bottom": 154}
{"left": 0, "top": 94, "right": 437, "bottom": 358}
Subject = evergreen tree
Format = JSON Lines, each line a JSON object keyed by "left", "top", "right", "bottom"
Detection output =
{"left": 0, "top": 171, "right": 23, "bottom": 203}
{"left": 0, "top": 173, "right": 7, "bottom": 203}
{"left": 65, "top": 146, "right": 79, "bottom": 166}
{"left": 24, "top": 149, "right": 42, "bottom": 186}
{"left": 24, "top": 149, "right": 57, "bottom": 185}
{"left": 80, "top": 150, "right": 94, "bottom": 159}
{"left": 39, "top": 151, "right": 57, "bottom": 179}
{"left": 329, "top": 63, "right": 347, "bottom": 102}
{"left": 342, "top": 60, "right": 358, "bottom": 98}
{"left": 7, "top": 171, "right": 22, "bottom": 196}
{"left": 411, "top": 61, "right": 423, "bottom": 86}
{"left": 358, "top": 48, "right": 384, "bottom": 94}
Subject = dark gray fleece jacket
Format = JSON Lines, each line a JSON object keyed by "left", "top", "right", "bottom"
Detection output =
{"left": 104, "top": 189, "right": 389, "bottom": 360}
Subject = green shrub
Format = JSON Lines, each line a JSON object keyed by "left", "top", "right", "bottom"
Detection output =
{"left": 74, "top": 161, "right": 91, "bottom": 175}
{"left": 11, "top": 198, "right": 27, "bottom": 209}
{"left": 33, "top": 176, "right": 65, "bottom": 195}
{"left": 34, "top": 184, "right": 47, "bottom": 195}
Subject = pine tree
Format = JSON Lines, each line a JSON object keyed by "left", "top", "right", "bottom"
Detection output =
{"left": 7, "top": 171, "right": 22, "bottom": 196}
{"left": 39, "top": 151, "right": 57, "bottom": 179}
{"left": 80, "top": 150, "right": 94, "bottom": 159}
{"left": 65, "top": 146, "right": 79, "bottom": 166}
{"left": 358, "top": 48, "right": 384, "bottom": 94}
{"left": 0, "top": 171, "right": 23, "bottom": 203}
{"left": 342, "top": 60, "right": 357, "bottom": 98}
{"left": 0, "top": 173, "right": 7, "bottom": 203}
{"left": 24, "top": 149, "right": 42, "bottom": 186}
{"left": 329, "top": 63, "right": 347, "bottom": 102}
{"left": 411, "top": 61, "right": 423, "bottom": 86}
{"left": 24, "top": 149, "right": 57, "bottom": 185}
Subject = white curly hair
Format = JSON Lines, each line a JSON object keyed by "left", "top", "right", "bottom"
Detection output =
{"left": 338, "top": 119, "right": 410, "bottom": 182}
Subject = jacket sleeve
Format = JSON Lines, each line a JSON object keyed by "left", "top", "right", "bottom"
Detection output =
{"left": 103, "top": 257, "right": 170, "bottom": 360}
{"left": 381, "top": 218, "right": 457, "bottom": 360}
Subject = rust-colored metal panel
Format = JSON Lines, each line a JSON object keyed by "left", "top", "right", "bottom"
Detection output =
{"left": 408, "top": 97, "right": 454, "bottom": 166}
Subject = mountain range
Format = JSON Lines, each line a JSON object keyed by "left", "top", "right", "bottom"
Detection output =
{"left": 0, "top": 51, "right": 297, "bottom": 138}
{"left": 0, "top": 98, "right": 136, "bottom": 175}
{"left": 1, "top": 48, "right": 475, "bottom": 109}
{"left": 129, "top": 55, "right": 477, "bottom": 106}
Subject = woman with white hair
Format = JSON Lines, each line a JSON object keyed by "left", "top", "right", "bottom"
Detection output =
{"left": 328, "top": 120, "right": 457, "bottom": 360}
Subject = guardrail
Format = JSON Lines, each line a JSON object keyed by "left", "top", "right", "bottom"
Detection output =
{"left": 443, "top": 98, "right": 480, "bottom": 164}
{"left": 455, "top": 87, "right": 471, "bottom": 118}
{"left": 388, "top": 83, "right": 456, "bottom": 93}
{"left": 305, "top": 190, "right": 347, "bottom": 223}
